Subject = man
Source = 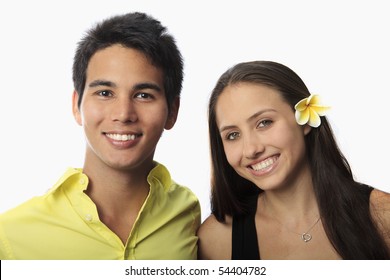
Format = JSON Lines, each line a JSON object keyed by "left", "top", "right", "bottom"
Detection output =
{"left": 0, "top": 12, "right": 200, "bottom": 260}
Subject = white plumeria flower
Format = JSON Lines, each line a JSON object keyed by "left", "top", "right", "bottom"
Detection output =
{"left": 294, "top": 94, "right": 330, "bottom": 128}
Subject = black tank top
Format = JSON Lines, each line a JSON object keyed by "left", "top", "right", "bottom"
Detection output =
{"left": 231, "top": 195, "right": 260, "bottom": 260}
{"left": 231, "top": 185, "right": 374, "bottom": 260}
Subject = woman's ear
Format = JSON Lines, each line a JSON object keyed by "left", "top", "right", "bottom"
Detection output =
{"left": 303, "top": 124, "right": 312, "bottom": 136}
{"left": 164, "top": 96, "right": 180, "bottom": 130}
{"left": 72, "top": 90, "right": 82, "bottom": 126}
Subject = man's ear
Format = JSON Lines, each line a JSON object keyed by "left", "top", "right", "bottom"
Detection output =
{"left": 72, "top": 90, "right": 82, "bottom": 126}
{"left": 164, "top": 96, "right": 180, "bottom": 130}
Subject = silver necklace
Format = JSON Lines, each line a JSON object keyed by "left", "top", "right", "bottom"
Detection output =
{"left": 275, "top": 216, "right": 321, "bottom": 242}
{"left": 261, "top": 196, "right": 321, "bottom": 242}
{"left": 299, "top": 217, "right": 321, "bottom": 242}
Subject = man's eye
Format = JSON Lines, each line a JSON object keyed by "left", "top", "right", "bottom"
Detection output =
{"left": 98, "top": 90, "right": 112, "bottom": 97}
{"left": 135, "top": 92, "right": 153, "bottom": 99}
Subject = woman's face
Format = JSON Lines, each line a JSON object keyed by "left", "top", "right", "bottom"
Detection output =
{"left": 215, "top": 82, "right": 311, "bottom": 191}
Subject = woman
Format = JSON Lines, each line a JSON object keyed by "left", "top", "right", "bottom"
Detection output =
{"left": 197, "top": 61, "right": 390, "bottom": 259}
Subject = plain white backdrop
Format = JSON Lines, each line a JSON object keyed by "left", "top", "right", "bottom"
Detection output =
{"left": 1, "top": 0, "right": 389, "bottom": 222}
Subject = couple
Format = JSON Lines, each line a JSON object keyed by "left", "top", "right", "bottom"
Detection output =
{"left": 1, "top": 12, "right": 389, "bottom": 260}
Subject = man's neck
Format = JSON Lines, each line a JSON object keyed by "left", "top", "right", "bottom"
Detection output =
{"left": 82, "top": 158, "right": 153, "bottom": 206}
{"left": 81, "top": 160, "right": 153, "bottom": 244}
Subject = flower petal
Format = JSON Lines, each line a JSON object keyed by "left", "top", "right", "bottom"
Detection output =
{"left": 295, "top": 108, "right": 310, "bottom": 125}
{"left": 307, "top": 94, "right": 316, "bottom": 104}
{"left": 295, "top": 98, "right": 308, "bottom": 111}
{"left": 311, "top": 105, "right": 331, "bottom": 116}
{"left": 308, "top": 107, "right": 321, "bottom": 127}
{"left": 308, "top": 94, "right": 321, "bottom": 105}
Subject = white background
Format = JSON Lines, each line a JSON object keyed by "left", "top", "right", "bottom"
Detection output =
{"left": 0, "top": 0, "right": 389, "bottom": 222}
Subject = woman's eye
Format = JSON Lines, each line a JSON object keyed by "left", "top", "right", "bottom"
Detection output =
{"left": 226, "top": 132, "right": 240, "bottom": 140}
{"left": 258, "top": 119, "right": 273, "bottom": 128}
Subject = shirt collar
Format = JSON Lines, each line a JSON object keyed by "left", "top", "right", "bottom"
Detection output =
{"left": 147, "top": 162, "right": 172, "bottom": 192}
{"left": 46, "top": 167, "right": 84, "bottom": 195}
{"left": 47, "top": 162, "right": 172, "bottom": 194}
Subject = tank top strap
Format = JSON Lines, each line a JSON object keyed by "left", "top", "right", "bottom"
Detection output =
{"left": 231, "top": 195, "right": 260, "bottom": 260}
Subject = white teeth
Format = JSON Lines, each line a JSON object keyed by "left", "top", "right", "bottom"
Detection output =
{"left": 251, "top": 157, "right": 276, "bottom": 171}
{"left": 106, "top": 133, "right": 137, "bottom": 141}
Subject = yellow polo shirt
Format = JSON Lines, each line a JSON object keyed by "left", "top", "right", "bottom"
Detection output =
{"left": 0, "top": 163, "right": 201, "bottom": 260}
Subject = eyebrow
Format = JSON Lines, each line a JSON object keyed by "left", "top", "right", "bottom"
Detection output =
{"left": 219, "top": 109, "right": 276, "bottom": 133}
{"left": 88, "top": 79, "right": 116, "bottom": 88}
{"left": 88, "top": 80, "right": 162, "bottom": 92}
{"left": 133, "top": 82, "right": 162, "bottom": 92}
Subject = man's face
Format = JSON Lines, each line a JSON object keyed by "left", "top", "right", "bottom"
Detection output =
{"left": 72, "top": 44, "right": 178, "bottom": 172}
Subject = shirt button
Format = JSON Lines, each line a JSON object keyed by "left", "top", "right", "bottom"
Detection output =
{"left": 80, "top": 178, "right": 86, "bottom": 185}
{"left": 85, "top": 214, "right": 93, "bottom": 221}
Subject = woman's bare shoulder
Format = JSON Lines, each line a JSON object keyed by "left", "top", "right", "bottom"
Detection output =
{"left": 370, "top": 188, "right": 390, "bottom": 213}
{"left": 370, "top": 188, "right": 390, "bottom": 245}
{"left": 197, "top": 214, "right": 232, "bottom": 260}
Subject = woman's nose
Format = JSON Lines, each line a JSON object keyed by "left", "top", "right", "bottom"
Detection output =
{"left": 243, "top": 132, "right": 264, "bottom": 159}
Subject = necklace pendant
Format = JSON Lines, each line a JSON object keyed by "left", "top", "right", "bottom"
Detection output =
{"left": 301, "top": 233, "right": 312, "bottom": 242}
